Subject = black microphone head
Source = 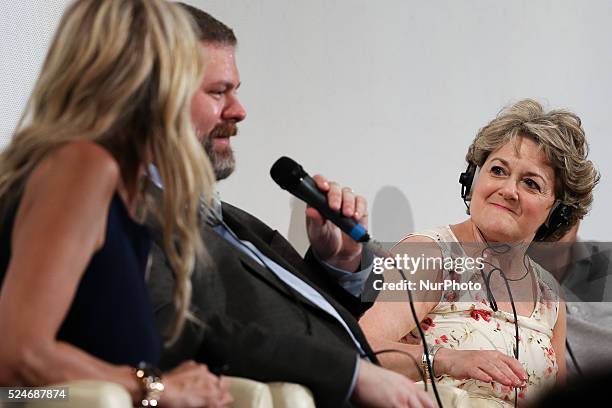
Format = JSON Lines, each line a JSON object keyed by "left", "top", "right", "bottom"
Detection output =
{"left": 270, "top": 156, "right": 308, "bottom": 191}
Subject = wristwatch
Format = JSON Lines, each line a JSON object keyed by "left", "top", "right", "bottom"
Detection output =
{"left": 135, "top": 362, "right": 164, "bottom": 407}
{"left": 421, "top": 344, "right": 443, "bottom": 380}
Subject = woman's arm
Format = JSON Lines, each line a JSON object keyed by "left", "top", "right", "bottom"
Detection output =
{"left": 359, "top": 235, "right": 444, "bottom": 379}
{"left": 359, "top": 299, "right": 437, "bottom": 380}
{"left": 359, "top": 236, "right": 526, "bottom": 386}
{"left": 361, "top": 295, "right": 527, "bottom": 386}
{"left": 0, "top": 142, "right": 148, "bottom": 395}
{"left": 0, "top": 141, "right": 232, "bottom": 408}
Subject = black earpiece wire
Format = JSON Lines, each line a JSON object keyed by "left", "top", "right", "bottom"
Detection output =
{"left": 396, "top": 266, "right": 444, "bottom": 407}
{"left": 475, "top": 227, "right": 529, "bottom": 408}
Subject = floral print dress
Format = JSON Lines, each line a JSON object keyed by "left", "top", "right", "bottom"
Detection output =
{"left": 405, "top": 226, "right": 560, "bottom": 406}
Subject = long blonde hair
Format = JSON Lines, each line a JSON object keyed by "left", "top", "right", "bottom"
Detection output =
{"left": 0, "top": 0, "right": 214, "bottom": 342}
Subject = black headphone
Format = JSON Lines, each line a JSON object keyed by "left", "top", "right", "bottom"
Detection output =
{"left": 458, "top": 162, "right": 573, "bottom": 240}
{"left": 459, "top": 162, "right": 478, "bottom": 202}
{"left": 536, "top": 201, "right": 573, "bottom": 240}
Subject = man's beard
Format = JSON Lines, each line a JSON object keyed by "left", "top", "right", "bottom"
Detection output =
{"left": 202, "top": 122, "right": 238, "bottom": 181}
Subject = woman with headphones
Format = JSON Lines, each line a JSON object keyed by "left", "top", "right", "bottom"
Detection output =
{"left": 360, "top": 99, "right": 599, "bottom": 406}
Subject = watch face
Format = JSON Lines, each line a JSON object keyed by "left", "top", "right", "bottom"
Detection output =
{"left": 138, "top": 362, "right": 162, "bottom": 377}
{"left": 136, "top": 362, "right": 164, "bottom": 407}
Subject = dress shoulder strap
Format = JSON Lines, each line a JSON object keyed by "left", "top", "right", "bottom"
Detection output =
{"left": 399, "top": 225, "right": 466, "bottom": 262}
{"left": 530, "top": 258, "right": 561, "bottom": 326}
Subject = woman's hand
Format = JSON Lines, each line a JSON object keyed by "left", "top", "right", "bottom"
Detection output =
{"left": 435, "top": 348, "right": 527, "bottom": 387}
{"left": 353, "top": 360, "right": 435, "bottom": 408}
{"left": 161, "top": 361, "right": 232, "bottom": 408}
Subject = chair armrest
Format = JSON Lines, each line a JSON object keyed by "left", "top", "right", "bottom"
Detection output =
{"left": 0, "top": 378, "right": 313, "bottom": 408}
{"left": 416, "top": 381, "right": 512, "bottom": 408}
{"left": 415, "top": 381, "right": 471, "bottom": 408}
{"left": 19, "top": 381, "right": 132, "bottom": 408}
{"left": 267, "top": 382, "right": 315, "bottom": 408}
{"left": 227, "top": 376, "right": 273, "bottom": 408}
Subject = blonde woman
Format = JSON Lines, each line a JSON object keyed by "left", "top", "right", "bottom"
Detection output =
{"left": 0, "top": 1, "right": 230, "bottom": 407}
{"left": 360, "top": 100, "right": 599, "bottom": 406}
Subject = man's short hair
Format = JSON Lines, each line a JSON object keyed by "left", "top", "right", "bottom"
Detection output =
{"left": 177, "top": 2, "right": 237, "bottom": 45}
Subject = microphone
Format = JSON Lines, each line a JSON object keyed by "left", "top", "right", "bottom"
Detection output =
{"left": 271, "top": 157, "right": 447, "bottom": 407}
{"left": 270, "top": 156, "right": 370, "bottom": 243}
{"left": 270, "top": 156, "right": 445, "bottom": 407}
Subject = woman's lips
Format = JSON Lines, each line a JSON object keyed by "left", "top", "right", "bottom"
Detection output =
{"left": 490, "top": 203, "right": 514, "bottom": 213}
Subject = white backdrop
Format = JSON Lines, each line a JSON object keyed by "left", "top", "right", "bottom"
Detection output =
{"left": 2, "top": 1, "right": 610, "bottom": 251}
{"left": 0, "top": 0, "right": 69, "bottom": 146}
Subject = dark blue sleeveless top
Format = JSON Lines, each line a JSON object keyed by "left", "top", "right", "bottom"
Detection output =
{"left": 0, "top": 192, "right": 161, "bottom": 367}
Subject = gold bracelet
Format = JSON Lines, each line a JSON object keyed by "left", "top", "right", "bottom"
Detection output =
{"left": 421, "top": 345, "right": 443, "bottom": 380}
{"left": 135, "top": 362, "right": 164, "bottom": 407}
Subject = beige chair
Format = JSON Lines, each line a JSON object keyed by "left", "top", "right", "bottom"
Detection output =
{"left": 0, "top": 381, "right": 131, "bottom": 408}
{"left": 0, "top": 377, "right": 314, "bottom": 408}
{"left": 417, "top": 382, "right": 514, "bottom": 408}
{"left": 416, "top": 381, "right": 471, "bottom": 408}
{"left": 228, "top": 377, "right": 273, "bottom": 408}
{"left": 267, "top": 382, "right": 315, "bottom": 408}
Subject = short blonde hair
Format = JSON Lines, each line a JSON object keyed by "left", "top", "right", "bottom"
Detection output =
{"left": 466, "top": 99, "right": 600, "bottom": 241}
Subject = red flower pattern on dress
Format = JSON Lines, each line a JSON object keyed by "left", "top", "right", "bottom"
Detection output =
{"left": 470, "top": 309, "right": 491, "bottom": 322}
{"left": 421, "top": 317, "right": 436, "bottom": 331}
{"left": 416, "top": 248, "right": 558, "bottom": 404}
{"left": 444, "top": 291, "right": 457, "bottom": 302}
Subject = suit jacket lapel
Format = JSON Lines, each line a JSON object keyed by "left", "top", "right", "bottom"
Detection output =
{"left": 218, "top": 208, "right": 326, "bottom": 310}
{"left": 222, "top": 205, "right": 378, "bottom": 361}
{"left": 221, "top": 206, "right": 307, "bottom": 279}
{"left": 267, "top": 230, "right": 379, "bottom": 362}
{"left": 224, "top": 208, "right": 353, "bottom": 318}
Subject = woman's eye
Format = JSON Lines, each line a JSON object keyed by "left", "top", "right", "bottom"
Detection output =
{"left": 524, "top": 178, "right": 541, "bottom": 191}
{"left": 491, "top": 166, "right": 505, "bottom": 176}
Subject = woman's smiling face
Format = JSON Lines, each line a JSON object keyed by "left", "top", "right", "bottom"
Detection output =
{"left": 469, "top": 135, "right": 557, "bottom": 243}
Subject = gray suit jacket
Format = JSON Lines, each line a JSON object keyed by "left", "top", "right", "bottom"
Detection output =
{"left": 147, "top": 201, "right": 378, "bottom": 408}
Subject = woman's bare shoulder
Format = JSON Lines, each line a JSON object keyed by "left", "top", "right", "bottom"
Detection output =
{"left": 41, "top": 141, "right": 119, "bottom": 178}
{"left": 399, "top": 235, "right": 437, "bottom": 244}
{"left": 26, "top": 141, "right": 120, "bottom": 198}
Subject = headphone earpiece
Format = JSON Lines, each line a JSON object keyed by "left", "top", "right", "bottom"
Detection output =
{"left": 459, "top": 162, "right": 478, "bottom": 201}
{"left": 535, "top": 200, "right": 574, "bottom": 240}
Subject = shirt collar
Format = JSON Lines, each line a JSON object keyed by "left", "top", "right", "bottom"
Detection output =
{"left": 148, "top": 164, "right": 223, "bottom": 224}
